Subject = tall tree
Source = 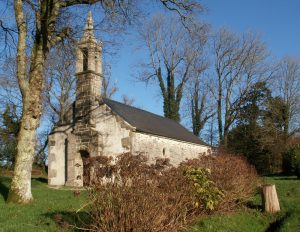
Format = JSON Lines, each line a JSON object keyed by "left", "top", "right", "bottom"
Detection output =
{"left": 138, "top": 14, "right": 208, "bottom": 121}
{"left": 227, "top": 82, "right": 271, "bottom": 173}
{"left": 274, "top": 56, "right": 300, "bottom": 136}
{"left": 260, "top": 96, "right": 288, "bottom": 173}
{"left": 212, "top": 28, "right": 269, "bottom": 147}
{"left": 228, "top": 82, "right": 289, "bottom": 174}
{"left": 189, "top": 73, "right": 214, "bottom": 137}
{"left": 184, "top": 46, "right": 213, "bottom": 137}
{"left": 1, "top": 0, "right": 202, "bottom": 203}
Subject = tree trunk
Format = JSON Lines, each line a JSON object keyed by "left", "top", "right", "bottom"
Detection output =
{"left": 261, "top": 184, "right": 280, "bottom": 213}
{"left": 223, "top": 132, "right": 228, "bottom": 148}
{"left": 217, "top": 86, "right": 223, "bottom": 143}
{"left": 7, "top": 116, "right": 37, "bottom": 203}
{"left": 7, "top": 68, "right": 44, "bottom": 203}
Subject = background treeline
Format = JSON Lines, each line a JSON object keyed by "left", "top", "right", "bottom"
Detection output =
{"left": 136, "top": 15, "right": 300, "bottom": 176}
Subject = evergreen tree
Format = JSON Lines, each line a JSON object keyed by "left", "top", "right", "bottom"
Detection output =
{"left": 0, "top": 105, "right": 20, "bottom": 167}
{"left": 228, "top": 82, "right": 288, "bottom": 174}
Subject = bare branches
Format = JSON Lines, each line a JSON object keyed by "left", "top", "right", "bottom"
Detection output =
{"left": 44, "top": 42, "right": 76, "bottom": 124}
{"left": 212, "top": 28, "right": 269, "bottom": 145}
{"left": 49, "top": 27, "right": 73, "bottom": 47}
{"left": 159, "top": 0, "right": 203, "bottom": 22}
{"left": 62, "top": 0, "right": 100, "bottom": 7}
{"left": 138, "top": 14, "right": 208, "bottom": 121}
{"left": 121, "top": 94, "right": 135, "bottom": 106}
{"left": 102, "top": 64, "right": 118, "bottom": 99}
{"left": 23, "top": 0, "right": 39, "bottom": 12}
{"left": 274, "top": 56, "right": 300, "bottom": 134}
{"left": 0, "top": 20, "right": 17, "bottom": 47}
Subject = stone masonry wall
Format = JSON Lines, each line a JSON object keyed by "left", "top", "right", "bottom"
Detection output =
{"left": 132, "top": 132, "right": 210, "bottom": 166}
{"left": 94, "top": 104, "right": 132, "bottom": 157}
{"left": 48, "top": 125, "right": 72, "bottom": 186}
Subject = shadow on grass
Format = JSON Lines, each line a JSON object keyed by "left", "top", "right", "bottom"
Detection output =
{"left": 43, "top": 211, "right": 91, "bottom": 231}
{"left": 273, "top": 177, "right": 299, "bottom": 181}
{"left": 245, "top": 201, "right": 263, "bottom": 211}
{"left": 34, "top": 177, "right": 48, "bottom": 184}
{"left": 0, "top": 178, "right": 10, "bottom": 201}
{"left": 265, "top": 212, "right": 291, "bottom": 232}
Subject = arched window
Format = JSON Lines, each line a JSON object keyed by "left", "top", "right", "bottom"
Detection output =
{"left": 79, "top": 150, "right": 89, "bottom": 159}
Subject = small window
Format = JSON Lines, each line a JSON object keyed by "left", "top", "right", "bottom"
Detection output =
{"left": 82, "top": 48, "right": 88, "bottom": 71}
{"left": 162, "top": 148, "right": 166, "bottom": 156}
{"left": 95, "top": 55, "right": 98, "bottom": 72}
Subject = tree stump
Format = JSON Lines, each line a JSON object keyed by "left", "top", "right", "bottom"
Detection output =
{"left": 261, "top": 184, "right": 280, "bottom": 213}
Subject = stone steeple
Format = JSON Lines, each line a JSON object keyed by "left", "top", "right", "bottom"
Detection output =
{"left": 65, "top": 12, "right": 103, "bottom": 187}
{"left": 75, "top": 11, "right": 102, "bottom": 120}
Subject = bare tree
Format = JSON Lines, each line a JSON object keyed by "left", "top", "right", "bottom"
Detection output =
{"left": 189, "top": 75, "right": 215, "bottom": 137}
{"left": 102, "top": 63, "right": 118, "bottom": 99}
{"left": 1, "top": 0, "right": 202, "bottom": 203}
{"left": 138, "top": 14, "right": 208, "bottom": 122}
{"left": 212, "top": 28, "right": 270, "bottom": 147}
{"left": 184, "top": 54, "right": 215, "bottom": 137}
{"left": 274, "top": 56, "right": 300, "bottom": 135}
{"left": 121, "top": 94, "right": 135, "bottom": 106}
{"left": 44, "top": 42, "right": 76, "bottom": 125}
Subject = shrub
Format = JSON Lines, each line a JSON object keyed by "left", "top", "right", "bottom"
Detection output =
{"left": 184, "top": 168, "right": 224, "bottom": 211}
{"left": 78, "top": 152, "right": 258, "bottom": 231}
{"left": 181, "top": 151, "right": 258, "bottom": 211}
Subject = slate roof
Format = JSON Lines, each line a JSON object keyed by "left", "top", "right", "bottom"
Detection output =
{"left": 103, "top": 98, "right": 208, "bottom": 146}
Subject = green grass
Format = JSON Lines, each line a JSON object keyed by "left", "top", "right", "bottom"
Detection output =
{"left": 0, "top": 176, "right": 87, "bottom": 232}
{"left": 188, "top": 175, "right": 300, "bottom": 232}
{"left": 0, "top": 175, "right": 299, "bottom": 232}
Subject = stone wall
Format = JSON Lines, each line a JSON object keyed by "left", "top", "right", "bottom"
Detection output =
{"left": 94, "top": 104, "right": 132, "bottom": 157}
{"left": 48, "top": 125, "right": 72, "bottom": 186}
{"left": 64, "top": 104, "right": 132, "bottom": 187}
{"left": 132, "top": 132, "right": 210, "bottom": 166}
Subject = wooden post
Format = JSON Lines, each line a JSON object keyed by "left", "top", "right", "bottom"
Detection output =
{"left": 261, "top": 184, "right": 280, "bottom": 213}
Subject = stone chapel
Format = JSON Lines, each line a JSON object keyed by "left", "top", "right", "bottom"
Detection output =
{"left": 48, "top": 12, "right": 211, "bottom": 187}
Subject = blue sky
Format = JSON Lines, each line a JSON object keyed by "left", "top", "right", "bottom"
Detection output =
{"left": 110, "top": 0, "right": 300, "bottom": 117}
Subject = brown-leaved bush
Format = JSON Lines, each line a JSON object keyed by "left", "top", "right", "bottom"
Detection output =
{"left": 77, "top": 152, "right": 257, "bottom": 231}
{"left": 182, "top": 151, "right": 258, "bottom": 211}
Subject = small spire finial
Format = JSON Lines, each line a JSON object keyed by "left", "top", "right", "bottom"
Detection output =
{"left": 82, "top": 11, "right": 95, "bottom": 39}
{"left": 85, "top": 11, "right": 94, "bottom": 31}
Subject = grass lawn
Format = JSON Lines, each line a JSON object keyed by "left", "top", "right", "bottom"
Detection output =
{"left": 188, "top": 175, "right": 300, "bottom": 232}
{"left": 0, "top": 176, "right": 87, "bottom": 232}
{"left": 0, "top": 175, "right": 299, "bottom": 232}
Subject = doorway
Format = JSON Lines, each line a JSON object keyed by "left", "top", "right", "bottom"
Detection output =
{"left": 79, "top": 150, "right": 90, "bottom": 186}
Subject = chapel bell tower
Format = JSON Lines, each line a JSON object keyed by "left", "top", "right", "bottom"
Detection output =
{"left": 75, "top": 11, "right": 102, "bottom": 120}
